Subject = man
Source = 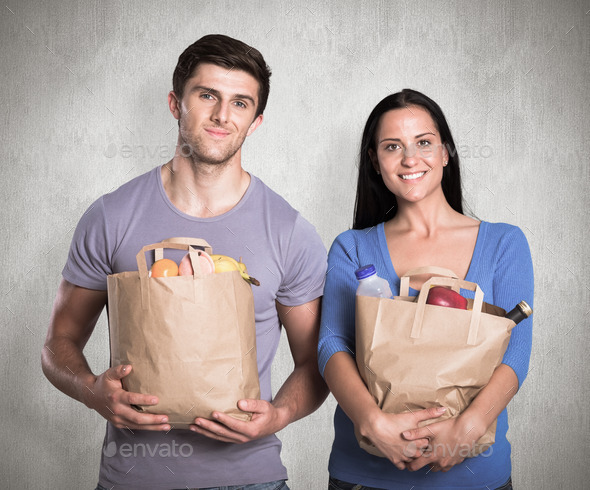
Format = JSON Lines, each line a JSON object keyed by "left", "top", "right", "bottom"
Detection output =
{"left": 42, "top": 34, "right": 328, "bottom": 489}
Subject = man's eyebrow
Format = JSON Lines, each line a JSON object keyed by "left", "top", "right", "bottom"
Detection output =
{"left": 191, "top": 85, "right": 256, "bottom": 105}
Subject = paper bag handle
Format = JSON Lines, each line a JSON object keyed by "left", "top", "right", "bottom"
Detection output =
{"left": 399, "top": 266, "right": 459, "bottom": 297}
{"left": 154, "top": 237, "right": 213, "bottom": 261}
{"left": 136, "top": 239, "right": 213, "bottom": 279}
{"left": 412, "top": 276, "right": 484, "bottom": 346}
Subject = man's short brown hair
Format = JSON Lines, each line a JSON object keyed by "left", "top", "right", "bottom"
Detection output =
{"left": 173, "top": 34, "right": 272, "bottom": 118}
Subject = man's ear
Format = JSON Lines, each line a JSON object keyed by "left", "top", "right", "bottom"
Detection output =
{"left": 246, "top": 114, "right": 264, "bottom": 137}
{"left": 168, "top": 91, "right": 181, "bottom": 120}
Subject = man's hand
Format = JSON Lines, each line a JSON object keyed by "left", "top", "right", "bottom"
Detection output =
{"left": 189, "top": 298, "right": 327, "bottom": 444}
{"left": 189, "top": 399, "right": 288, "bottom": 444}
{"left": 85, "top": 364, "right": 171, "bottom": 431}
{"left": 42, "top": 281, "right": 170, "bottom": 432}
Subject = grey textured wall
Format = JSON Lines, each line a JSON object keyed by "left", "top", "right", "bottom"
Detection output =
{"left": 1, "top": 0, "right": 588, "bottom": 488}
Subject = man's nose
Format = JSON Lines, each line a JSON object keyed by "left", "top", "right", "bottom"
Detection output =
{"left": 212, "top": 100, "right": 230, "bottom": 124}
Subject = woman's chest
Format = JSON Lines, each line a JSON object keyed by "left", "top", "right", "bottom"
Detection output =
{"left": 385, "top": 230, "right": 480, "bottom": 290}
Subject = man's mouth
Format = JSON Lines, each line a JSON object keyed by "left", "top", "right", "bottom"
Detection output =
{"left": 205, "top": 128, "right": 230, "bottom": 137}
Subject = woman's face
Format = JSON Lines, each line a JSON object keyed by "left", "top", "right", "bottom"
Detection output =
{"left": 370, "top": 105, "right": 449, "bottom": 205}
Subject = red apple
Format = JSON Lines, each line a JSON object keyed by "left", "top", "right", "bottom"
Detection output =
{"left": 426, "top": 286, "right": 468, "bottom": 310}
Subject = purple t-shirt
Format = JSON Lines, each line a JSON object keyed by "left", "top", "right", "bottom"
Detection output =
{"left": 63, "top": 166, "right": 327, "bottom": 489}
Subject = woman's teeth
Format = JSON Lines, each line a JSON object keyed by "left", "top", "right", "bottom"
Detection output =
{"left": 401, "top": 172, "right": 425, "bottom": 180}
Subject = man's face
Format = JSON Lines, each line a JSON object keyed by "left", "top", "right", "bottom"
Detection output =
{"left": 169, "top": 62, "right": 263, "bottom": 166}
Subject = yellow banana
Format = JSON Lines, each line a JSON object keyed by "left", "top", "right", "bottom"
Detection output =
{"left": 211, "top": 254, "right": 240, "bottom": 272}
{"left": 210, "top": 254, "right": 260, "bottom": 286}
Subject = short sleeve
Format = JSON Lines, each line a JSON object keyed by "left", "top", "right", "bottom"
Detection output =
{"left": 494, "top": 226, "right": 534, "bottom": 390}
{"left": 62, "top": 197, "right": 112, "bottom": 290}
{"left": 275, "top": 214, "right": 327, "bottom": 307}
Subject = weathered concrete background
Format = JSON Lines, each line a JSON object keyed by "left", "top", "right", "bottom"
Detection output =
{"left": 1, "top": 1, "right": 588, "bottom": 488}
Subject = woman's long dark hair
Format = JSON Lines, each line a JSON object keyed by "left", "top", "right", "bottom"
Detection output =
{"left": 353, "top": 89, "right": 464, "bottom": 229}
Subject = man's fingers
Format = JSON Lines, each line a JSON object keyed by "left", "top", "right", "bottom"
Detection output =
{"left": 237, "top": 398, "right": 268, "bottom": 413}
{"left": 106, "top": 364, "right": 131, "bottom": 382}
{"left": 190, "top": 424, "right": 238, "bottom": 443}
{"left": 112, "top": 409, "right": 171, "bottom": 431}
{"left": 190, "top": 419, "right": 248, "bottom": 443}
{"left": 211, "top": 411, "right": 248, "bottom": 432}
{"left": 125, "top": 391, "right": 159, "bottom": 407}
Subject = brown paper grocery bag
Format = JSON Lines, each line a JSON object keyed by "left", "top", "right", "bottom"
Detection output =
{"left": 355, "top": 266, "right": 515, "bottom": 457}
{"left": 107, "top": 238, "right": 260, "bottom": 429}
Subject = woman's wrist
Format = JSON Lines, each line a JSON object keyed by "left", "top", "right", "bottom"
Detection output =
{"left": 356, "top": 405, "right": 384, "bottom": 439}
{"left": 456, "top": 411, "right": 488, "bottom": 443}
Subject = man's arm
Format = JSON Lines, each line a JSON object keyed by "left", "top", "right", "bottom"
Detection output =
{"left": 190, "top": 297, "right": 329, "bottom": 443}
{"left": 42, "top": 278, "right": 170, "bottom": 431}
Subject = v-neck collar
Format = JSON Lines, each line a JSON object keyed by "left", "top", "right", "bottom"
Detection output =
{"left": 376, "top": 221, "right": 487, "bottom": 294}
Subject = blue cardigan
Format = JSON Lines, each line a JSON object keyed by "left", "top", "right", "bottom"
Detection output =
{"left": 318, "top": 221, "right": 534, "bottom": 489}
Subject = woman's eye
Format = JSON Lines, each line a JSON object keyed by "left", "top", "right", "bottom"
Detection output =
{"left": 417, "top": 139, "right": 431, "bottom": 147}
{"left": 385, "top": 144, "right": 400, "bottom": 151}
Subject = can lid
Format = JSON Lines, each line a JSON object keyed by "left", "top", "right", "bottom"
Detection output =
{"left": 355, "top": 264, "right": 376, "bottom": 280}
{"left": 518, "top": 300, "right": 533, "bottom": 317}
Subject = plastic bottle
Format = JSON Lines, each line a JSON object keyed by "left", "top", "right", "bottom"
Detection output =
{"left": 355, "top": 265, "right": 393, "bottom": 298}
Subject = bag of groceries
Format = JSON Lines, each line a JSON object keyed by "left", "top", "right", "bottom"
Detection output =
{"left": 107, "top": 238, "right": 260, "bottom": 429}
{"left": 355, "top": 266, "right": 515, "bottom": 457}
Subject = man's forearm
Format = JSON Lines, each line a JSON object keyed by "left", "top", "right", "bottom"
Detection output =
{"left": 271, "top": 360, "right": 329, "bottom": 427}
{"left": 42, "top": 336, "right": 97, "bottom": 407}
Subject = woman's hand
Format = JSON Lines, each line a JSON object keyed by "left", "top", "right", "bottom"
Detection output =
{"left": 402, "top": 414, "right": 484, "bottom": 472}
{"left": 359, "top": 406, "right": 447, "bottom": 470}
{"left": 403, "top": 364, "right": 520, "bottom": 472}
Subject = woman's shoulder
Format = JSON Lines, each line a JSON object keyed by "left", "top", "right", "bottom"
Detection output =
{"left": 479, "top": 221, "right": 531, "bottom": 257}
{"left": 332, "top": 224, "right": 381, "bottom": 245}
{"left": 481, "top": 220, "right": 528, "bottom": 240}
{"left": 328, "top": 224, "right": 383, "bottom": 256}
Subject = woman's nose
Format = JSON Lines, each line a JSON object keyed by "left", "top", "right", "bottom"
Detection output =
{"left": 402, "top": 144, "right": 419, "bottom": 166}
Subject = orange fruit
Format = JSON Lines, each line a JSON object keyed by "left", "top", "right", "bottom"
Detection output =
{"left": 150, "top": 258, "right": 179, "bottom": 277}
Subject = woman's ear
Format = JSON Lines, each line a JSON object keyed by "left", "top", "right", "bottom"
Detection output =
{"left": 368, "top": 149, "right": 381, "bottom": 175}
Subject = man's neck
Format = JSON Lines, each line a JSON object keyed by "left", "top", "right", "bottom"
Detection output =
{"left": 161, "top": 156, "right": 251, "bottom": 218}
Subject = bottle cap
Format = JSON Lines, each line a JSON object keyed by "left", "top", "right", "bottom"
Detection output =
{"left": 355, "top": 265, "right": 376, "bottom": 280}
{"left": 518, "top": 300, "right": 533, "bottom": 317}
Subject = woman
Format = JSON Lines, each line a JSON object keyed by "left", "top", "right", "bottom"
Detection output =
{"left": 318, "top": 89, "right": 533, "bottom": 489}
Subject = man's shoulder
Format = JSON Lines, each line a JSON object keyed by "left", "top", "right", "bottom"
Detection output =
{"left": 249, "top": 174, "right": 300, "bottom": 222}
{"left": 101, "top": 166, "right": 159, "bottom": 207}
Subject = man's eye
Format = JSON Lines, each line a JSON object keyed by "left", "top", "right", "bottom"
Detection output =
{"left": 234, "top": 101, "right": 247, "bottom": 108}
{"left": 200, "top": 93, "right": 214, "bottom": 100}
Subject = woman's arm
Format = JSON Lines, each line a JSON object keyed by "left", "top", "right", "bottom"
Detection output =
{"left": 403, "top": 363, "right": 517, "bottom": 472}
{"left": 404, "top": 225, "right": 534, "bottom": 472}
{"left": 319, "top": 232, "right": 445, "bottom": 469}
